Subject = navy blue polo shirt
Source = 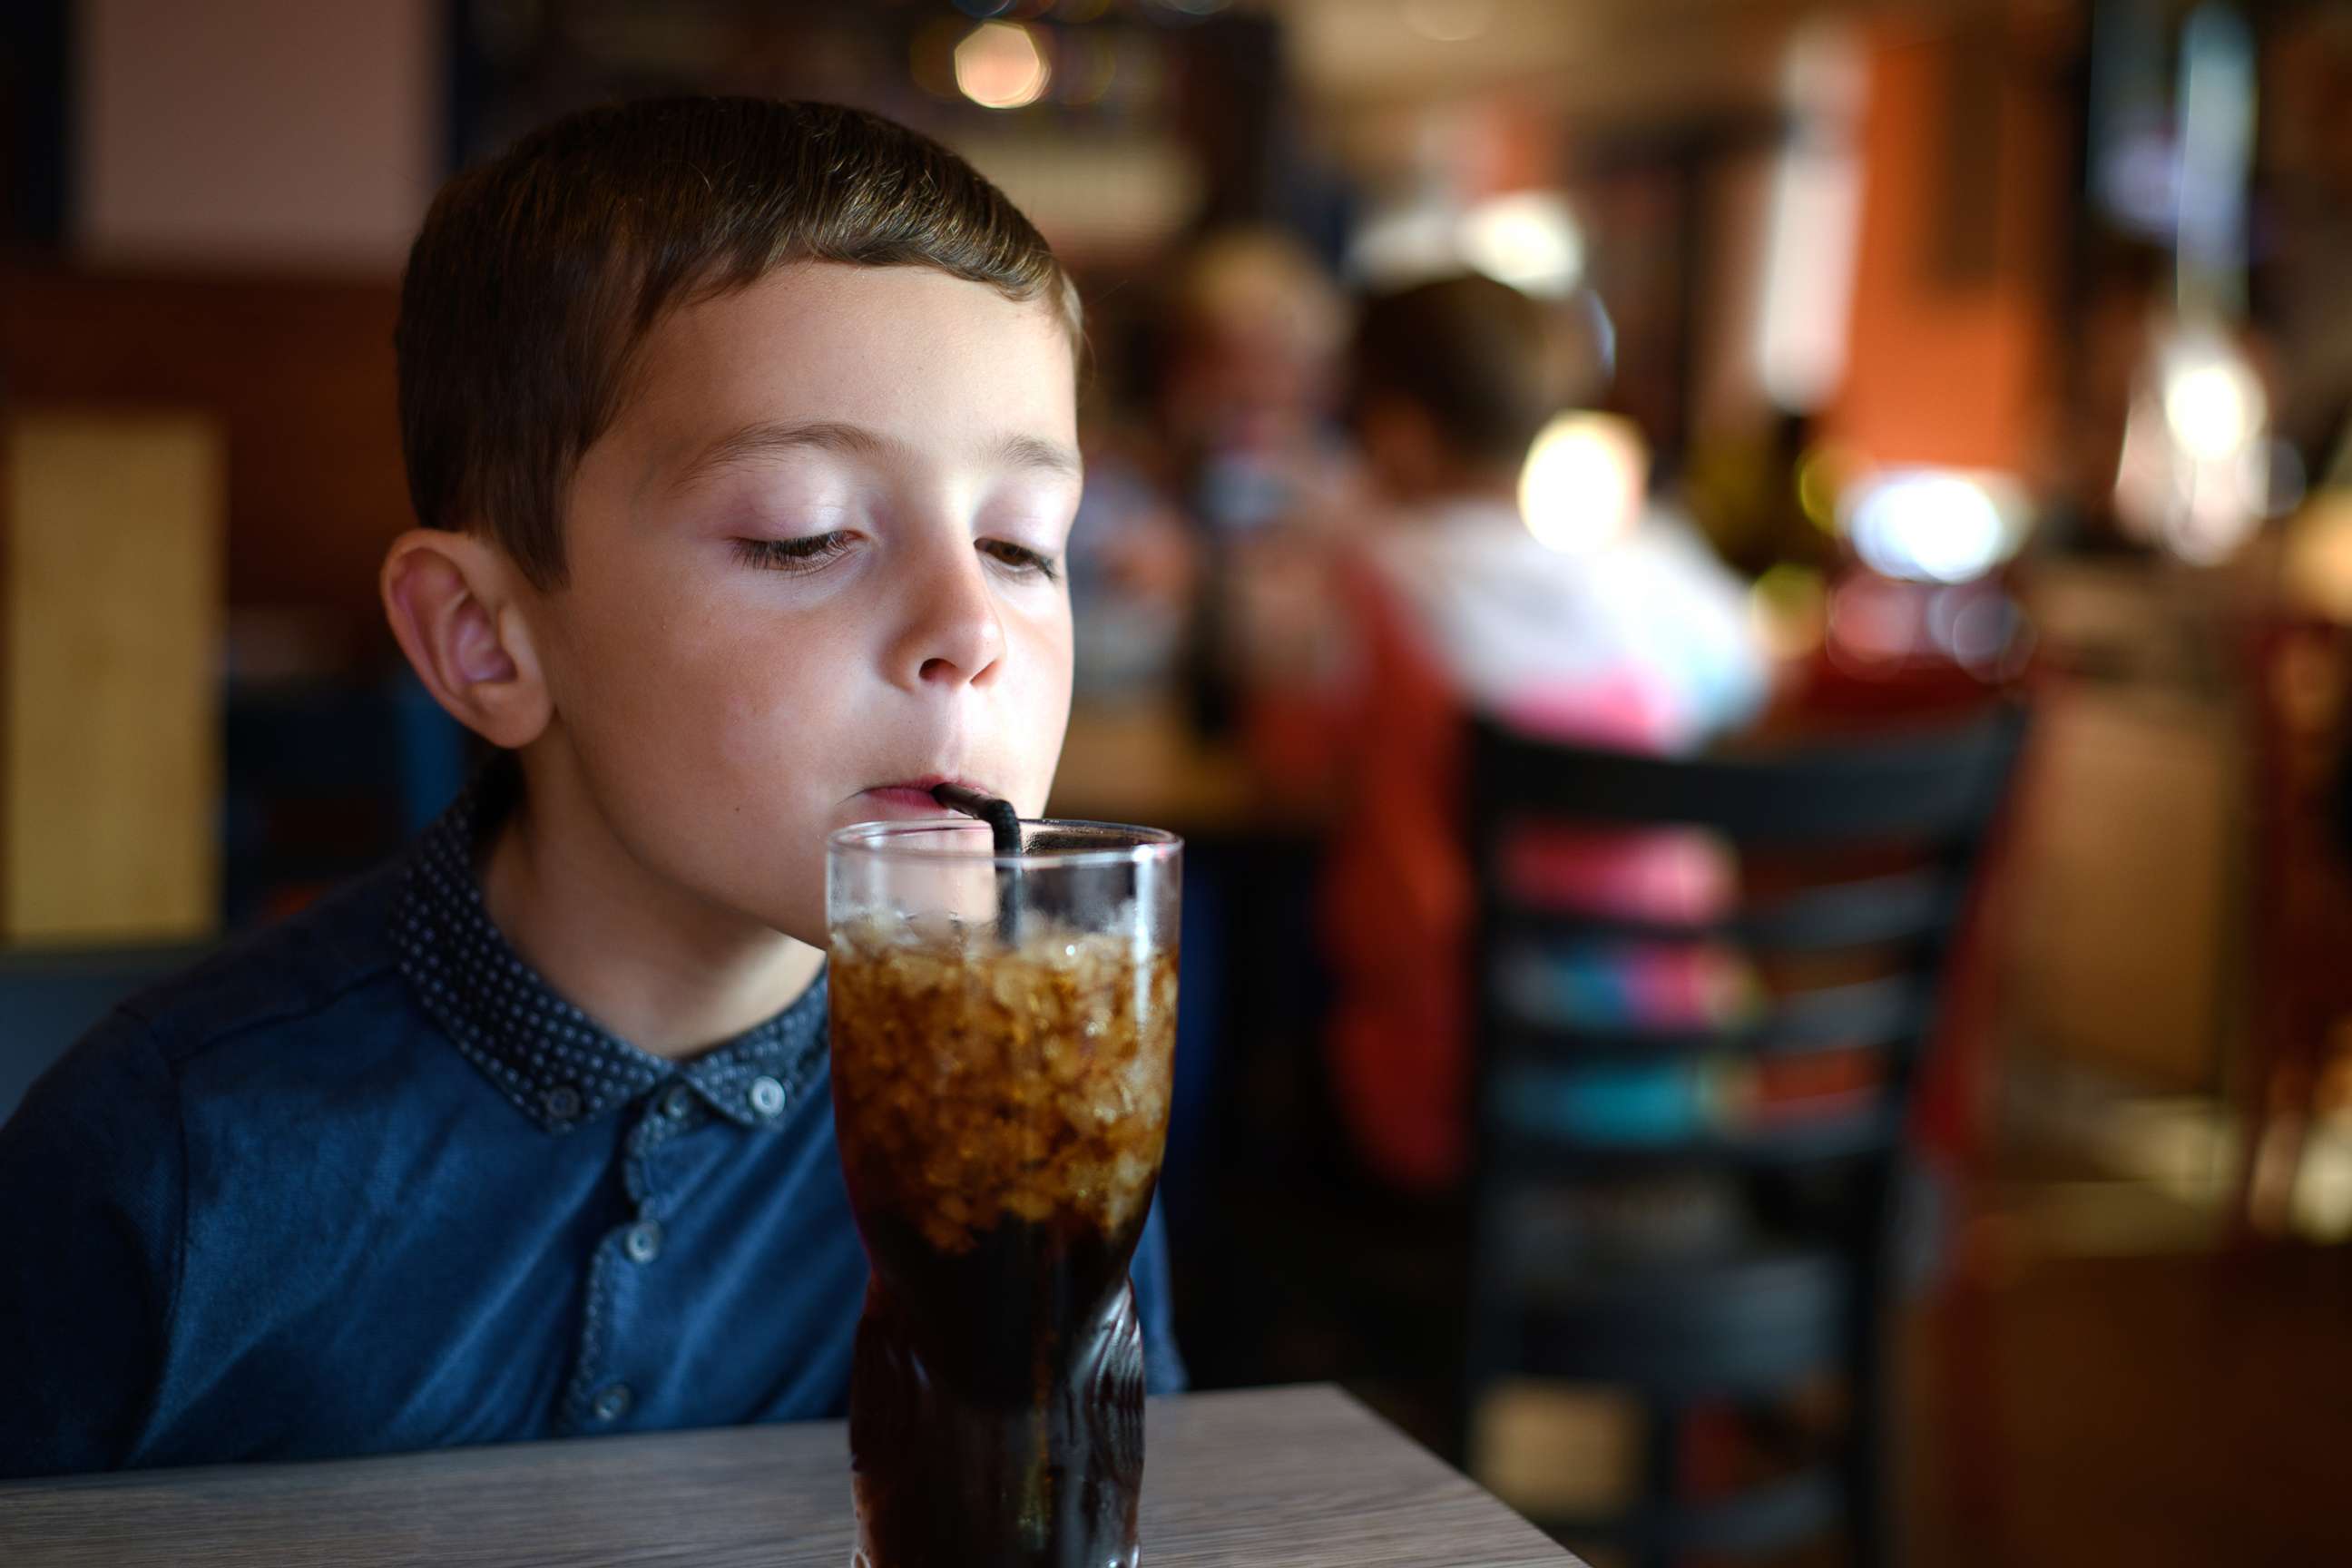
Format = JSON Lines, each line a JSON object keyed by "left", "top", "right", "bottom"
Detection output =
{"left": 0, "top": 767, "right": 1183, "bottom": 1479}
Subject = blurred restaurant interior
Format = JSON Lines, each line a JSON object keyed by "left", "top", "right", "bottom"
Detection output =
{"left": 5, "top": 0, "right": 2352, "bottom": 1563}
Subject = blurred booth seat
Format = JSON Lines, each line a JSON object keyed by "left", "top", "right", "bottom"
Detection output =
{"left": 222, "top": 670, "right": 468, "bottom": 928}
{"left": 1460, "top": 703, "right": 2028, "bottom": 1567}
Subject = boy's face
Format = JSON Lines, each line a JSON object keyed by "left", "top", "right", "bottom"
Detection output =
{"left": 526, "top": 263, "right": 1081, "bottom": 946}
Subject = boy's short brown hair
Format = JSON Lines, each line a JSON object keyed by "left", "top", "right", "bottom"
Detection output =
{"left": 396, "top": 96, "right": 1078, "bottom": 588}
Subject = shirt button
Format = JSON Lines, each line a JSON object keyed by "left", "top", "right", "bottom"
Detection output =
{"left": 590, "top": 1383, "right": 632, "bottom": 1424}
{"left": 622, "top": 1220, "right": 663, "bottom": 1264}
{"left": 659, "top": 1083, "right": 694, "bottom": 1121}
{"left": 544, "top": 1084, "right": 583, "bottom": 1122}
{"left": 749, "top": 1075, "right": 787, "bottom": 1118}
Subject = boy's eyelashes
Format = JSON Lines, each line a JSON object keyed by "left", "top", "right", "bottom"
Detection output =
{"left": 728, "top": 531, "right": 1061, "bottom": 584}
{"left": 976, "top": 538, "right": 1063, "bottom": 584}
{"left": 730, "top": 531, "right": 858, "bottom": 574}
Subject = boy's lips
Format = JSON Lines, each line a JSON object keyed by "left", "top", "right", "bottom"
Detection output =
{"left": 852, "top": 777, "right": 1005, "bottom": 818}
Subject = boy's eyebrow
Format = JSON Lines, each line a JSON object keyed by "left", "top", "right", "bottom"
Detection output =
{"left": 667, "top": 419, "right": 1082, "bottom": 490}
{"left": 989, "top": 433, "right": 1085, "bottom": 476}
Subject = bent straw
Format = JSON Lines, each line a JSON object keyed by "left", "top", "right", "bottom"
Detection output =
{"left": 929, "top": 783, "right": 1024, "bottom": 945}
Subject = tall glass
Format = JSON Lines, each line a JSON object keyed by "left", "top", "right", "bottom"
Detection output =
{"left": 827, "top": 818, "right": 1181, "bottom": 1568}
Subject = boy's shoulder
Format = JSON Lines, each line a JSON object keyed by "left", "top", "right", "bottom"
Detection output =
{"left": 0, "top": 856, "right": 421, "bottom": 1214}
{"left": 107, "top": 859, "right": 413, "bottom": 1070}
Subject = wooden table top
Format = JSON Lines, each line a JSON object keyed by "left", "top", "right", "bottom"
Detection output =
{"left": 0, "top": 1386, "right": 1583, "bottom": 1567}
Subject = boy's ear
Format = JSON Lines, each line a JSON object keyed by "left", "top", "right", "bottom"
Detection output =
{"left": 380, "top": 529, "right": 553, "bottom": 750}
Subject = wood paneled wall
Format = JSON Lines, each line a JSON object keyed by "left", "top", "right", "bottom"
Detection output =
{"left": 4, "top": 412, "right": 224, "bottom": 944}
{"left": 1, "top": 265, "right": 408, "bottom": 668}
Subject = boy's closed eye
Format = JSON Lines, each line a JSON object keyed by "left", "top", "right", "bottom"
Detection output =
{"left": 729, "top": 532, "right": 1062, "bottom": 583}
{"left": 975, "top": 538, "right": 1062, "bottom": 582}
{"left": 730, "top": 532, "right": 858, "bottom": 574}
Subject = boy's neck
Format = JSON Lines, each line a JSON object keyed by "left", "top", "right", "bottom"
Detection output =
{"left": 476, "top": 748, "right": 825, "bottom": 1061}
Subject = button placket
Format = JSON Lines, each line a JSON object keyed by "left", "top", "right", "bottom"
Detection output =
{"left": 617, "top": 1094, "right": 681, "bottom": 1250}
{"left": 625, "top": 1080, "right": 701, "bottom": 1200}
{"left": 566, "top": 1089, "right": 689, "bottom": 1432}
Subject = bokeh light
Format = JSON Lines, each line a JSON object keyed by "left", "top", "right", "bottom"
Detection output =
{"left": 1749, "top": 564, "right": 1828, "bottom": 662}
{"left": 2163, "top": 358, "right": 2260, "bottom": 463}
{"left": 1458, "top": 191, "right": 1584, "bottom": 299}
{"left": 1517, "top": 412, "right": 1647, "bottom": 555}
{"left": 1841, "top": 467, "right": 2027, "bottom": 584}
{"left": 955, "top": 22, "right": 1051, "bottom": 111}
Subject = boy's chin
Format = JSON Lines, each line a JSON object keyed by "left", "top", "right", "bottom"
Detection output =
{"left": 752, "top": 897, "right": 828, "bottom": 953}
{"left": 681, "top": 880, "right": 825, "bottom": 955}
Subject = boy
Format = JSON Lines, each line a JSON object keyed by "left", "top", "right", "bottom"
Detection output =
{"left": 0, "top": 97, "right": 1182, "bottom": 1478}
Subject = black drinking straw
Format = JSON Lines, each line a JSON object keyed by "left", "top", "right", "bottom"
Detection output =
{"left": 930, "top": 783, "right": 1024, "bottom": 944}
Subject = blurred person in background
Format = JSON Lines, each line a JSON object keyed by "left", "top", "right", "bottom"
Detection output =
{"left": 1064, "top": 229, "right": 1362, "bottom": 717}
{"left": 1279, "top": 272, "right": 1768, "bottom": 1197}
{"left": 1156, "top": 229, "right": 1358, "bottom": 539}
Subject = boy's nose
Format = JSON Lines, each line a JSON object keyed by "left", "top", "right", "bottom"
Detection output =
{"left": 891, "top": 540, "right": 1006, "bottom": 691}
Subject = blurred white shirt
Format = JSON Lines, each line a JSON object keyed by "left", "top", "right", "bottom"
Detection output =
{"left": 1361, "top": 495, "right": 1768, "bottom": 748}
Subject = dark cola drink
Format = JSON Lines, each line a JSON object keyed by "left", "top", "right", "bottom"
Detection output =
{"left": 830, "top": 917, "right": 1177, "bottom": 1568}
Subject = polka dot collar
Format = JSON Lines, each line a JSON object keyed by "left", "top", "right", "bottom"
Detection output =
{"left": 392, "top": 759, "right": 828, "bottom": 1134}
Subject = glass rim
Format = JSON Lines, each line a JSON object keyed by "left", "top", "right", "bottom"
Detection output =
{"left": 827, "top": 816, "right": 1183, "bottom": 868}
